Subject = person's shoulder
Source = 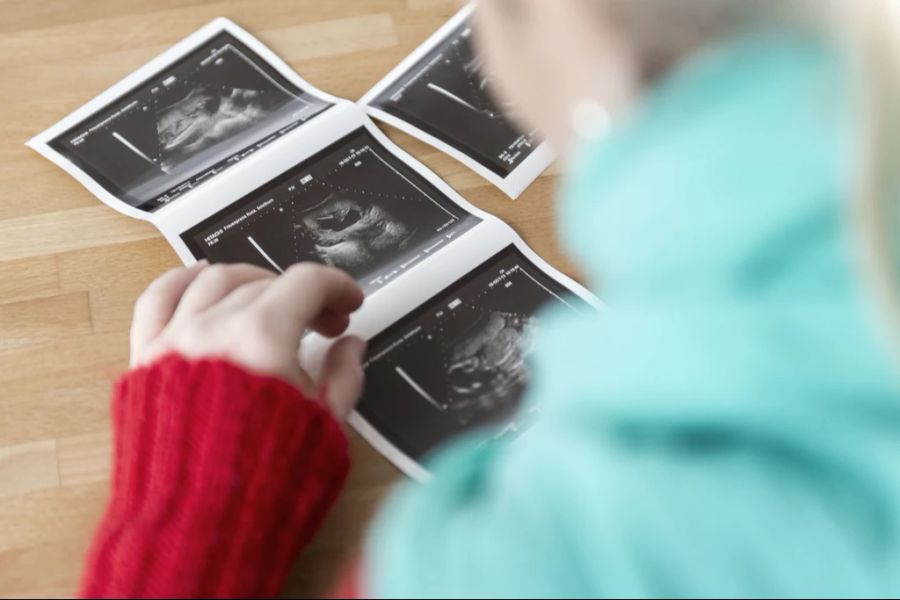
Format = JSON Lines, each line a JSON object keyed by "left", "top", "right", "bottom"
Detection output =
{"left": 380, "top": 406, "right": 895, "bottom": 596}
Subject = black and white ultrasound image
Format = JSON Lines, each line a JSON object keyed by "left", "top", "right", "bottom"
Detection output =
{"left": 50, "top": 31, "right": 331, "bottom": 212}
{"left": 358, "top": 245, "right": 591, "bottom": 461}
{"left": 181, "top": 128, "right": 479, "bottom": 291}
{"left": 371, "top": 19, "right": 539, "bottom": 178}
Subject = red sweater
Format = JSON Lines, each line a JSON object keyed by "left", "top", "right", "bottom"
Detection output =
{"left": 80, "top": 354, "right": 355, "bottom": 598}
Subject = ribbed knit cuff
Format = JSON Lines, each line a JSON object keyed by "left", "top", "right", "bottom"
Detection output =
{"left": 80, "top": 354, "right": 350, "bottom": 599}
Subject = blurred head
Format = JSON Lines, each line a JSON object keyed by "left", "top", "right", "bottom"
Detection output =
{"left": 846, "top": 2, "right": 900, "bottom": 355}
{"left": 472, "top": 0, "right": 900, "bottom": 351}
{"left": 472, "top": 0, "right": 824, "bottom": 151}
{"left": 472, "top": 0, "right": 636, "bottom": 151}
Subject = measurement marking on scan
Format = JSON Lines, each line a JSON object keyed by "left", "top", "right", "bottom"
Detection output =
{"left": 112, "top": 132, "right": 156, "bottom": 165}
{"left": 426, "top": 82, "right": 482, "bottom": 114}
{"left": 365, "top": 147, "right": 457, "bottom": 220}
{"left": 247, "top": 235, "right": 284, "bottom": 273}
{"left": 200, "top": 44, "right": 310, "bottom": 104}
{"left": 515, "top": 266, "right": 579, "bottom": 312}
{"left": 395, "top": 367, "right": 444, "bottom": 411}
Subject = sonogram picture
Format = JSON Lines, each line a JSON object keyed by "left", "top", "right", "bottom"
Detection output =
{"left": 361, "top": 4, "right": 555, "bottom": 198}
{"left": 358, "top": 245, "right": 593, "bottom": 461}
{"left": 182, "top": 128, "right": 479, "bottom": 291}
{"left": 42, "top": 31, "right": 331, "bottom": 212}
{"left": 27, "top": 10, "right": 597, "bottom": 480}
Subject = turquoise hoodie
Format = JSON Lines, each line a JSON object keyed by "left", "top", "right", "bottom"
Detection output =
{"left": 367, "top": 33, "right": 900, "bottom": 598}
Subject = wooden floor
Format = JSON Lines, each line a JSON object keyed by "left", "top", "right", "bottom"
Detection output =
{"left": 0, "top": 1, "right": 580, "bottom": 597}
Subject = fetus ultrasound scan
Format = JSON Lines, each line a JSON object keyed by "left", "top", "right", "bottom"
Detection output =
{"left": 49, "top": 31, "right": 331, "bottom": 212}
{"left": 370, "top": 19, "right": 540, "bottom": 177}
{"left": 181, "top": 127, "right": 479, "bottom": 291}
{"left": 357, "top": 245, "right": 593, "bottom": 461}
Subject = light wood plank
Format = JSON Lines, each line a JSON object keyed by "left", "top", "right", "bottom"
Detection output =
{"left": 0, "top": 256, "right": 60, "bottom": 304}
{"left": 0, "top": 538, "right": 92, "bottom": 599}
{"left": 0, "top": 207, "right": 158, "bottom": 262}
{"left": 57, "top": 238, "right": 180, "bottom": 334}
{"left": 0, "top": 483, "right": 107, "bottom": 554}
{"left": 0, "top": 292, "right": 92, "bottom": 350}
{"left": 57, "top": 431, "right": 111, "bottom": 487}
{"left": 259, "top": 14, "right": 398, "bottom": 62}
{"left": 0, "top": 440, "right": 59, "bottom": 499}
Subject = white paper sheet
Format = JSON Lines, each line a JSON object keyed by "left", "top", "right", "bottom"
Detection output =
{"left": 359, "top": 4, "right": 556, "bottom": 199}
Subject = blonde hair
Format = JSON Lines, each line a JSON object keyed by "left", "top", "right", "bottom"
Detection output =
{"left": 592, "top": 0, "right": 824, "bottom": 81}
{"left": 848, "top": 1, "right": 900, "bottom": 356}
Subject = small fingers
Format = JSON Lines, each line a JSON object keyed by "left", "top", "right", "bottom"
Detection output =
{"left": 207, "top": 278, "right": 273, "bottom": 315}
{"left": 254, "top": 263, "right": 363, "bottom": 340}
{"left": 309, "top": 309, "right": 351, "bottom": 338}
{"left": 130, "top": 261, "right": 208, "bottom": 364}
{"left": 318, "top": 335, "right": 367, "bottom": 419}
{"left": 170, "top": 263, "right": 276, "bottom": 323}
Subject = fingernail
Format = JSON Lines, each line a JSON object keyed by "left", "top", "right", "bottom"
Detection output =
{"left": 353, "top": 337, "right": 368, "bottom": 358}
{"left": 195, "top": 259, "right": 210, "bottom": 268}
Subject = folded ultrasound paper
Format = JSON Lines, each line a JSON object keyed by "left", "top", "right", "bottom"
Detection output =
{"left": 28, "top": 16, "right": 595, "bottom": 479}
{"left": 361, "top": 4, "right": 555, "bottom": 199}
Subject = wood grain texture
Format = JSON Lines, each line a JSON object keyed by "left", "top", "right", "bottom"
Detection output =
{"left": 0, "top": 0, "right": 582, "bottom": 596}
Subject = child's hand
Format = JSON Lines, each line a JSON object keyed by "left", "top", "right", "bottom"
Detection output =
{"left": 129, "top": 260, "right": 366, "bottom": 419}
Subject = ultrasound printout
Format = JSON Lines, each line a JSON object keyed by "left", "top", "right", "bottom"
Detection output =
{"left": 369, "top": 19, "right": 540, "bottom": 178}
{"left": 357, "top": 245, "right": 592, "bottom": 461}
{"left": 48, "top": 31, "right": 331, "bottom": 212}
{"left": 181, "top": 128, "right": 480, "bottom": 292}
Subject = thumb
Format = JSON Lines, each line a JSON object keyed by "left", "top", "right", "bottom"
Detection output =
{"left": 318, "top": 335, "right": 367, "bottom": 420}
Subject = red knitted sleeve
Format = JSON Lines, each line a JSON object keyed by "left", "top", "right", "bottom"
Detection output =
{"left": 79, "top": 354, "right": 350, "bottom": 599}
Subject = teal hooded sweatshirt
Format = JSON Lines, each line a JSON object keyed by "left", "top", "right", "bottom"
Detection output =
{"left": 365, "top": 32, "right": 900, "bottom": 598}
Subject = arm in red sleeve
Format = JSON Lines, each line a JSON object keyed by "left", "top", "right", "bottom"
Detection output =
{"left": 80, "top": 353, "right": 350, "bottom": 599}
